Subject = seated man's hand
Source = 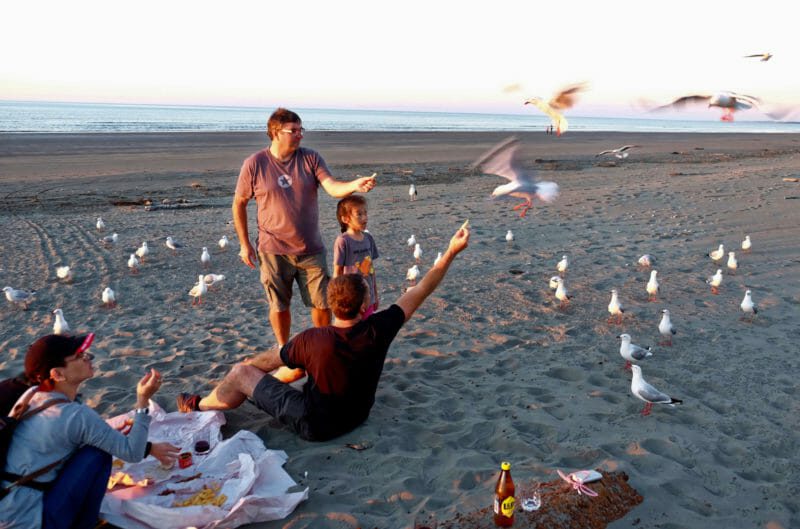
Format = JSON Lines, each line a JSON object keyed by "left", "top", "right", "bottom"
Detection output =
{"left": 448, "top": 225, "right": 470, "bottom": 255}
{"left": 150, "top": 442, "right": 181, "bottom": 467}
{"left": 272, "top": 366, "right": 306, "bottom": 384}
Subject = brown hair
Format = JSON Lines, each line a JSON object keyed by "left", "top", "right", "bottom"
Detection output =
{"left": 327, "top": 274, "right": 368, "bottom": 319}
{"left": 336, "top": 195, "right": 367, "bottom": 233}
{"left": 267, "top": 108, "right": 302, "bottom": 140}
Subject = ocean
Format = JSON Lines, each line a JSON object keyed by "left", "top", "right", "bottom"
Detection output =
{"left": 1, "top": 100, "right": 799, "bottom": 134}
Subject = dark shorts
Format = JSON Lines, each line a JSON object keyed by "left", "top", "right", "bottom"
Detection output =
{"left": 258, "top": 252, "right": 330, "bottom": 312}
{"left": 251, "top": 375, "right": 314, "bottom": 440}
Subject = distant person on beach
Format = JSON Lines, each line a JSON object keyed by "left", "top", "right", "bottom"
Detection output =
{"left": 0, "top": 333, "right": 179, "bottom": 528}
{"left": 232, "top": 107, "right": 377, "bottom": 349}
{"left": 333, "top": 195, "right": 380, "bottom": 318}
{"left": 177, "top": 225, "right": 470, "bottom": 441}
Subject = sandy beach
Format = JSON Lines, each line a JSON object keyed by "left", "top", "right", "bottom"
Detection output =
{"left": 1, "top": 130, "right": 799, "bottom": 529}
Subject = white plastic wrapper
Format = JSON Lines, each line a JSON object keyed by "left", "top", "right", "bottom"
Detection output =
{"left": 101, "top": 402, "right": 308, "bottom": 529}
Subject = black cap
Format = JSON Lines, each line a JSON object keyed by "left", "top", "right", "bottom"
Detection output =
{"left": 24, "top": 333, "right": 95, "bottom": 383}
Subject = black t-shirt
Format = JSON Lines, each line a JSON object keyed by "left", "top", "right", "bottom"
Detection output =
{"left": 280, "top": 304, "right": 405, "bottom": 439}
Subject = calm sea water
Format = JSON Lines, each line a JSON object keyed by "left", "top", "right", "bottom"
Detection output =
{"left": 1, "top": 100, "right": 799, "bottom": 134}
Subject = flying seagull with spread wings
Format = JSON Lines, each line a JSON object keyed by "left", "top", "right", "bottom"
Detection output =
{"left": 651, "top": 91, "right": 790, "bottom": 122}
{"left": 744, "top": 52, "right": 772, "bottom": 61}
{"left": 472, "top": 137, "right": 559, "bottom": 218}
{"left": 524, "top": 82, "right": 587, "bottom": 136}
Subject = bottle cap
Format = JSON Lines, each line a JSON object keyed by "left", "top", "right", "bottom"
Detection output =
{"left": 501, "top": 461, "right": 511, "bottom": 471}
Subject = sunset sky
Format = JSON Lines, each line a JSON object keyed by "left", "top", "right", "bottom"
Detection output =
{"left": 2, "top": 0, "right": 797, "bottom": 119}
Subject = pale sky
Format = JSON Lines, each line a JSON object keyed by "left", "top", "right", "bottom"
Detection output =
{"left": 1, "top": 0, "right": 797, "bottom": 119}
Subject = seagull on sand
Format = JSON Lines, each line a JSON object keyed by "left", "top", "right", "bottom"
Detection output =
{"left": 96, "top": 217, "right": 106, "bottom": 231}
{"left": 741, "top": 235, "right": 752, "bottom": 252}
{"left": 101, "top": 287, "right": 116, "bottom": 308}
{"left": 53, "top": 308, "right": 70, "bottom": 335}
{"left": 406, "top": 264, "right": 420, "bottom": 285}
{"left": 505, "top": 230, "right": 514, "bottom": 243}
{"left": 100, "top": 233, "right": 119, "bottom": 246}
{"left": 638, "top": 254, "right": 654, "bottom": 268}
{"left": 707, "top": 269, "right": 723, "bottom": 294}
{"left": 658, "top": 309, "right": 677, "bottom": 346}
{"left": 201, "top": 247, "right": 211, "bottom": 268}
{"left": 127, "top": 253, "right": 140, "bottom": 274}
{"left": 557, "top": 255, "right": 569, "bottom": 276}
{"left": 218, "top": 235, "right": 229, "bottom": 251}
{"left": 407, "top": 234, "right": 416, "bottom": 247}
{"left": 3, "top": 287, "right": 36, "bottom": 309}
{"left": 740, "top": 290, "right": 758, "bottom": 321}
{"left": 630, "top": 365, "right": 682, "bottom": 416}
{"left": 744, "top": 52, "right": 772, "bottom": 62}
{"left": 56, "top": 265, "right": 73, "bottom": 282}
{"left": 189, "top": 274, "right": 207, "bottom": 305}
{"left": 709, "top": 244, "right": 725, "bottom": 262}
{"left": 608, "top": 289, "right": 624, "bottom": 324}
{"left": 433, "top": 252, "right": 443, "bottom": 266}
{"left": 646, "top": 270, "right": 659, "bottom": 302}
{"left": 596, "top": 145, "right": 639, "bottom": 159}
{"left": 523, "top": 82, "right": 587, "bottom": 136}
{"left": 413, "top": 243, "right": 422, "bottom": 263}
{"left": 554, "top": 277, "right": 571, "bottom": 309}
{"left": 618, "top": 333, "right": 652, "bottom": 371}
{"left": 549, "top": 276, "right": 561, "bottom": 290}
{"left": 727, "top": 252, "right": 738, "bottom": 274}
{"left": 135, "top": 241, "right": 149, "bottom": 263}
{"left": 409, "top": 183, "right": 417, "bottom": 201}
{"left": 651, "top": 91, "right": 787, "bottom": 122}
{"left": 165, "top": 236, "right": 183, "bottom": 252}
{"left": 203, "top": 273, "right": 226, "bottom": 289}
{"left": 472, "top": 137, "right": 559, "bottom": 218}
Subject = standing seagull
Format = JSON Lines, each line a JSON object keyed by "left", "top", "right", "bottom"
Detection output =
{"left": 53, "top": 308, "right": 70, "bottom": 335}
{"left": 201, "top": 247, "right": 211, "bottom": 268}
{"left": 189, "top": 274, "right": 207, "bottom": 306}
{"left": 413, "top": 243, "right": 422, "bottom": 263}
{"left": 608, "top": 289, "right": 624, "bottom": 324}
{"left": 135, "top": 241, "right": 149, "bottom": 263}
{"left": 596, "top": 145, "right": 639, "bottom": 159}
{"left": 472, "top": 137, "right": 559, "bottom": 218}
{"left": 709, "top": 244, "right": 725, "bottom": 262}
{"left": 127, "top": 253, "right": 140, "bottom": 274}
{"left": 433, "top": 252, "right": 443, "bottom": 266}
{"left": 218, "top": 235, "right": 229, "bottom": 251}
{"left": 740, "top": 290, "right": 758, "bottom": 321}
{"left": 727, "top": 252, "right": 738, "bottom": 275}
{"left": 646, "top": 270, "right": 659, "bottom": 302}
{"left": 56, "top": 266, "right": 73, "bottom": 282}
{"left": 554, "top": 277, "right": 571, "bottom": 309}
{"left": 638, "top": 254, "right": 654, "bottom": 268}
{"left": 96, "top": 217, "right": 106, "bottom": 231}
{"left": 3, "top": 287, "right": 36, "bottom": 310}
{"left": 523, "top": 82, "right": 587, "bottom": 136}
{"left": 707, "top": 269, "right": 723, "bottom": 295}
{"left": 658, "top": 309, "right": 677, "bottom": 346}
{"left": 741, "top": 235, "right": 752, "bottom": 253}
{"left": 549, "top": 276, "right": 561, "bottom": 290}
{"left": 557, "top": 255, "right": 569, "bottom": 276}
{"left": 100, "top": 233, "right": 119, "bottom": 246}
{"left": 630, "top": 365, "right": 683, "bottom": 416}
{"left": 165, "top": 236, "right": 183, "bottom": 252}
{"left": 409, "top": 183, "right": 417, "bottom": 201}
{"left": 407, "top": 234, "right": 417, "bottom": 248}
{"left": 744, "top": 53, "right": 772, "bottom": 62}
{"left": 102, "top": 287, "right": 116, "bottom": 308}
{"left": 505, "top": 230, "right": 514, "bottom": 243}
{"left": 618, "top": 334, "right": 653, "bottom": 370}
{"left": 406, "top": 265, "right": 420, "bottom": 285}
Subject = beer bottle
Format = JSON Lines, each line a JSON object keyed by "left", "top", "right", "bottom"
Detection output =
{"left": 493, "top": 461, "right": 515, "bottom": 527}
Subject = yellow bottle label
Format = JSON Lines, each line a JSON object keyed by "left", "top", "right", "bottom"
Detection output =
{"left": 501, "top": 496, "right": 515, "bottom": 517}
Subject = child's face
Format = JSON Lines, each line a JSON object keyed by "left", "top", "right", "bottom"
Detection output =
{"left": 345, "top": 205, "right": 368, "bottom": 231}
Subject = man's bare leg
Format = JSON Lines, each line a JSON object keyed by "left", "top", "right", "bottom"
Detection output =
{"left": 269, "top": 309, "right": 291, "bottom": 347}
{"left": 311, "top": 307, "right": 331, "bottom": 327}
{"left": 198, "top": 363, "right": 266, "bottom": 411}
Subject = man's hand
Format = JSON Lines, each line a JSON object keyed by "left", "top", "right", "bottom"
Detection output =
{"left": 353, "top": 174, "right": 377, "bottom": 193}
{"left": 239, "top": 241, "right": 257, "bottom": 269}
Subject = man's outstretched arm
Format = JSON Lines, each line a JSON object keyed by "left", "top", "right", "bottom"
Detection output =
{"left": 395, "top": 225, "right": 470, "bottom": 322}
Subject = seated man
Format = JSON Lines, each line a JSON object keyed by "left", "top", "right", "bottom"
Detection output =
{"left": 177, "top": 225, "right": 470, "bottom": 441}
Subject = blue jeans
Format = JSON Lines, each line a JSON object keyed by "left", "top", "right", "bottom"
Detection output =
{"left": 42, "top": 446, "right": 112, "bottom": 529}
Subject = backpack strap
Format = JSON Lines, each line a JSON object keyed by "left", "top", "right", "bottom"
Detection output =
{"left": 18, "top": 397, "right": 71, "bottom": 420}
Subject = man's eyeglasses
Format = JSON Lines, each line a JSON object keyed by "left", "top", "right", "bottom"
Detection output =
{"left": 280, "top": 127, "right": 305, "bottom": 136}
{"left": 66, "top": 351, "right": 94, "bottom": 363}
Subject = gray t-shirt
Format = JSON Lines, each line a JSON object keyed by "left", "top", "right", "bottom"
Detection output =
{"left": 333, "top": 232, "right": 380, "bottom": 306}
{"left": 235, "top": 147, "right": 333, "bottom": 255}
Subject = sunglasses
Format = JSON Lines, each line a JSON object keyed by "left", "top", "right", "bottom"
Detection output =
{"left": 65, "top": 351, "right": 95, "bottom": 363}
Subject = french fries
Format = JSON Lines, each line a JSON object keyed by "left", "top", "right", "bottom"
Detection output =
{"left": 171, "top": 483, "right": 227, "bottom": 508}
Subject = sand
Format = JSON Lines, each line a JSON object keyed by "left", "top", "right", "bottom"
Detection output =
{"left": 1, "top": 131, "right": 799, "bottom": 529}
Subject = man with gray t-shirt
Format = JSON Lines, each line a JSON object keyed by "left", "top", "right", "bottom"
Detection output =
{"left": 233, "top": 108, "right": 376, "bottom": 348}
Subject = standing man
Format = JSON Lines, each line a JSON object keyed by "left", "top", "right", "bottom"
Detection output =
{"left": 233, "top": 108, "right": 376, "bottom": 347}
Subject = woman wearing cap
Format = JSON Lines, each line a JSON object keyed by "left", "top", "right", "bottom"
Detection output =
{"left": 0, "top": 333, "right": 180, "bottom": 529}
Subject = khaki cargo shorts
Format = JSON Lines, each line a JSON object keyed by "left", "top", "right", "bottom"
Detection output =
{"left": 258, "top": 252, "right": 330, "bottom": 312}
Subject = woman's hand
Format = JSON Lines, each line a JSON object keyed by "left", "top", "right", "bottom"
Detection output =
{"left": 136, "top": 368, "right": 163, "bottom": 409}
{"left": 149, "top": 442, "right": 180, "bottom": 467}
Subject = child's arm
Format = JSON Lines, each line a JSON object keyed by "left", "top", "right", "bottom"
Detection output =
{"left": 333, "top": 264, "right": 345, "bottom": 278}
{"left": 333, "top": 235, "right": 347, "bottom": 278}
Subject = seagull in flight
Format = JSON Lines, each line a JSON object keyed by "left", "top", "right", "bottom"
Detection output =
{"left": 630, "top": 365, "right": 682, "bottom": 416}
{"left": 744, "top": 52, "right": 772, "bottom": 62}
{"left": 472, "top": 137, "right": 559, "bottom": 218}
{"left": 651, "top": 91, "right": 789, "bottom": 122}
{"left": 596, "top": 145, "right": 639, "bottom": 159}
{"left": 524, "top": 82, "right": 587, "bottom": 136}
